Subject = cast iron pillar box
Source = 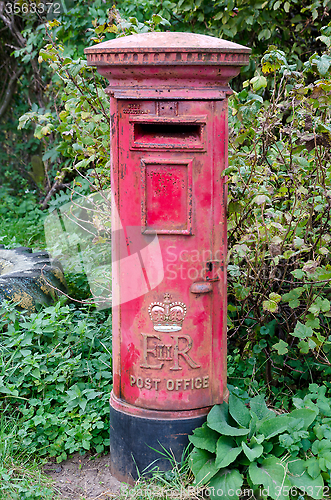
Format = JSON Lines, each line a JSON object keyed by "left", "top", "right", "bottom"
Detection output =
{"left": 85, "top": 32, "right": 250, "bottom": 482}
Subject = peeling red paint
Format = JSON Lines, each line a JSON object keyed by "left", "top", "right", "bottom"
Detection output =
{"left": 85, "top": 32, "right": 250, "bottom": 418}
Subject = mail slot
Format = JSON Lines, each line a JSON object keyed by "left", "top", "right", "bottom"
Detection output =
{"left": 131, "top": 118, "right": 205, "bottom": 149}
{"left": 85, "top": 31, "right": 250, "bottom": 483}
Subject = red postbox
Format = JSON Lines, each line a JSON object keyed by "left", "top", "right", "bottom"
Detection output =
{"left": 85, "top": 32, "right": 250, "bottom": 482}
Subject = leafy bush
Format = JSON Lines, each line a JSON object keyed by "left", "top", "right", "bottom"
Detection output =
{"left": 119, "top": 0, "right": 329, "bottom": 72}
{"left": 0, "top": 301, "right": 112, "bottom": 462}
{"left": 226, "top": 25, "right": 331, "bottom": 398}
{"left": 189, "top": 386, "right": 331, "bottom": 500}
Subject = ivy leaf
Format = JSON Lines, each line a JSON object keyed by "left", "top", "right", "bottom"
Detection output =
{"left": 272, "top": 339, "right": 288, "bottom": 355}
{"left": 189, "top": 423, "right": 219, "bottom": 454}
{"left": 229, "top": 393, "right": 251, "bottom": 427}
{"left": 311, "top": 297, "right": 330, "bottom": 316}
{"left": 208, "top": 469, "right": 244, "bottom": 500}
{"left": 249, "top": 456, "right": 291, "bottom": 500}
{"left": 215, "top": 436, "right": 242, "bottom": 468}
{"left": 291, "top": 321, "right": 314, "bottom": 339}
{"left": 305, "top": 314, "right": 320, "bottom": 329}
{"left": 282, "top": 287, "right": 304, "bottom": 308}
{"left": 207, "top": 404, "right": 249, "bottom": 436}
{"left": 260, "top": 320, "right": 277, "bottom": 336}
{"left": 298, "top": 339, "right": 309, "bottom": 354}
{"left": 190, "top": 448, "right": 218, "bottom": 486}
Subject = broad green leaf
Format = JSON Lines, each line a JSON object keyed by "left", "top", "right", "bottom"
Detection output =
{"left": 291, "top": 321, "right": 314, "bottom": 339}
{"left": 249, "top": 456, "right": 291, "bottom": 500}
{"left": 229, "top": 393, "right": 251, "bottom": 427}
{"left": 258, "top": 415, "right": 295, "bottom": 439}
{"left": 258, "top": 28, "right": 271, "bottom": 41}
{"left": 312, "top": 439, "right": 331, "bottom": 455}
{"left": 250, "top": 75, "right": 267, "bottom": 91}
{"left": 189, "top": 423, "right": 219, "bottom": 453}
{"left": 293, "top": 236, "right": 305, "bottom": 248}
{"left": 250, "top": 395, "right": 274, "bottom": 420}
{"left": 251, "top": 435, "right": 265, "bottom": 445}
{"left": 253, "top": 193, "right": 268, "bottom": 205}
{"left": 215, "top": 436, "right": 242, "bottom": 468}
{"left": 291, "top": 269, "right": 305, "bottom": 279}
{"left": 288, "top": 459, "right": 323, "bottom": 499}
{"left": 317, "top": 35, "right": 331, "bottom": 48}
{"left": 216, "top": 448, "right": 242, "bottom": 469}
{"left": 272, "top": 339, "right": 288, "bottom": 355}
{"left": 215, "top": 436, "right": 236, "bottom": 457}
{"left": 289, "top": 409, "right": 317, "bottom": 429}
{"left": 242, "top": 441, "right": 263, "bottom": 461}
{"left": 306, "top": 457, "right": 321, "bottom": 480}
{"left": 247, "top": 93, "right": 263, "bottom": 104}
{"left": 190, "top": 448, "right": 218, "bottom": 486}
{"left": 249, "top": 410, "right": 258, "bottom": 436}
{"left": 207, "top": 404, "right": 249, "bottom": 436}
{"left": 314, "top": 54, "right": 331, "bottom": 76}
{"left": 208, "top": 469, "right": 244, "bottom": 500}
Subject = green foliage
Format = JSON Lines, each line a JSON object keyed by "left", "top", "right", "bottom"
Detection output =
{"left": 226, "top": 25, "right": 331, "bottom": 398}
{"left": 17, "top": 7, "right": 170, "bottom": 193}
{"left": 18, "top": 37, "right": 110, "bottom": 183}
{"left": 0, "top": 301, "right": 112, "bottom": 461}
{"left": 189, "top": 387, "right": 331, "bottom": 499}
{"left": 0, "top": 187, "right": 46, "bottom": 248}
{"left": 119, "top": 0, "right": 329, "bottom": 70}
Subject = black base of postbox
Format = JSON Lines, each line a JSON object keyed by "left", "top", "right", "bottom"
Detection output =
{"left": 109, "top": 400, "right": 208, "bottom": 484}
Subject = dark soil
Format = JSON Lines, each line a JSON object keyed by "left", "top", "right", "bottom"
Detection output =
{"left": 43, "top": 453, "right": 123, "bottom": 499}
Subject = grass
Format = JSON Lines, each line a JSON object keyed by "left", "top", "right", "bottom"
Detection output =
{"left": 112, "top": 446, "right": 205, "bottom": 500}
{"left": 0, "top": 412, "right": 56, "bottom": 500}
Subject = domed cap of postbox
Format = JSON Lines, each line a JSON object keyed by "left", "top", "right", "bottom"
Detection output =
{"left": 84, "top": 32, "right": 251, "bottom": 98}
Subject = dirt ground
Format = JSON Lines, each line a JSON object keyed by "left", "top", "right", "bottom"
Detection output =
{"left": 43, "top": 453, "right": 124, "bottom": 500}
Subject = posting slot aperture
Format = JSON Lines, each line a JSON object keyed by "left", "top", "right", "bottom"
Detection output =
{"left": 133, "top": 123, "right": 202, "bottom": 147}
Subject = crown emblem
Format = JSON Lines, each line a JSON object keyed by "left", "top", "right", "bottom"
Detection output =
{"left": 148, "top": 293, "right": 187, "bottom": 332}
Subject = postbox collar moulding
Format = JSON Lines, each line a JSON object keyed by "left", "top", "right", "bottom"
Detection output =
{"left": 84, "top": 32, "right": 251, "bottom": 97}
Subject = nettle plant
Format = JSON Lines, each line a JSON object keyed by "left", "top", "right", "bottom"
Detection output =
{"left": 226, "top": 25, "right": 331, "bottom": 392}
{"left": 0, "top": 301, "right": 112, "bottom": 461}
{"left": 189, "top": 387, "right": 331, "bottom": 500}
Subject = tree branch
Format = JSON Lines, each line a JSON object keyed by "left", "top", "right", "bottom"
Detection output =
{"left": 0, "top": 66, "right": 23, "bottom": 118}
